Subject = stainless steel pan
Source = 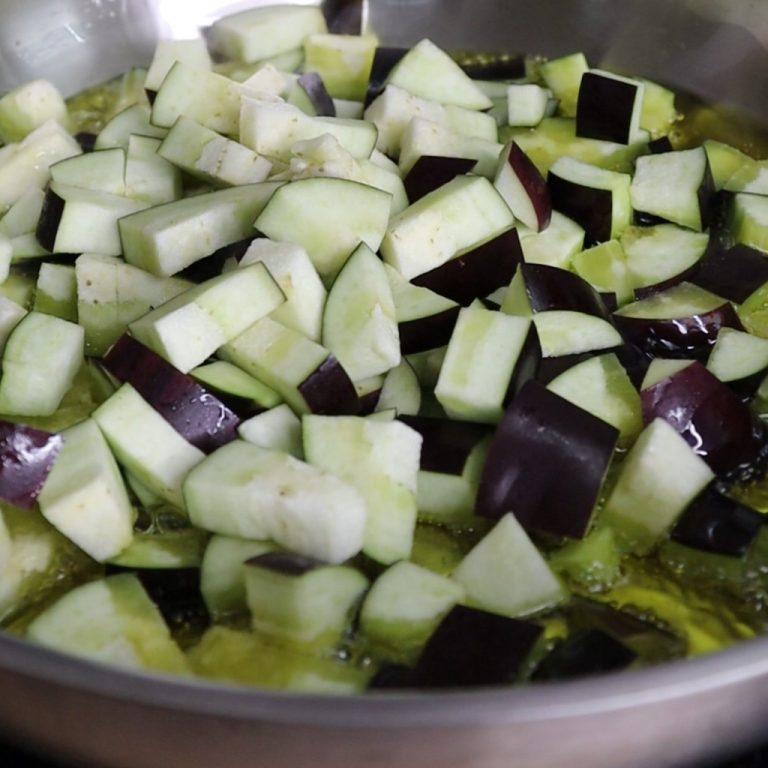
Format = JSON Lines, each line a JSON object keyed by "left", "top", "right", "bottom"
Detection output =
{"left": 1, "top": 2, "right": 767, "bottom": 766}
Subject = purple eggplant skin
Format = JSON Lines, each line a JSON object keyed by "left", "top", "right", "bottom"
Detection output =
{"left": 357, "top": 387, "right": 382, "bottom": 416}
{"left": 178, "top": 237, "right": 257, "bottom": 283}
{"left": 297, "top": 72, "right": 336, "bottom": 118}
{"left": 614, "top": 301, "right": 743, "bottom": 361}
{"left": 576, "top": 72, "right": 640, "bottom": 145}
{"left": 633, "top": 263, "right": 702, "bottom": 300}
{"left": 324, "top": 0, "right": 364, "bottom": 34}
{"left": 246, "top": 551, "right": 325, "bottom": 576}
{"left": 547, "top": 171, "right": 613, "bottom": 246}
{"left": 398, "top": 305, "right": 460, "bottom": 355}
{"left": 531, "top": 628, "right": 636, "bottom": 682}
{"left": 521, "top": 263, "right": 613, "bottom": 321}
{"left": 534, "top": 343, "right": 650, "bottom": 389}
{"left": 475, "top": 380, "right": 619, "bottom": 540}
{"left": 35, "top": 187, "right": 65, "bottom": 252}
{"left": 364, "top": 46, "right": 408, "bottom": 107}
{"left": 415, "top": 604, "right": 543, "bottom": 688}
{"left": 145, "top": 89, "right": 158, "bottom": 107}
{"left": 641, "top": 360, "right": 766, "bottom": 476}
{"left": 669, "top": 487, "right": 764, "bottom": 557}
{"left": 74, "top": 131, "right": 98, "bottom": 153}
{"left": 458, "top": 53, "right": 526, "bottom": 81}
{"left": 298, "top": 355, "right": 361, "bottom": 416}
{"left": 504, "top": 142, "right": 553, "bottom": 231}
{"left": 403, "top": 156, "right": 477, "bottom": 203}
{"left": 411, "top": 227, "right": 523, "bottom": 306}
{"left": 0, "top": 422, "right": 62, "bottom": 510}
{"left": 102, "top": 334, "right": 242, "bottom": 454}
{"left": 692, "top": 243, "right": 768, "bottom": 304}
{"left": 504, "top": 321, "right": 542, "bottom": 402}
{"left": 399, "top": 415, "right": 492, "bottom": 475}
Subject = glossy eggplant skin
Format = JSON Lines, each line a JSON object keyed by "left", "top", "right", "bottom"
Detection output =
{"left": 415, "top": 604, "right": 543, "bottom": 688}
{"left": 613, "top": 302, "right": 743, "bottom": 360}
{"left": 692, "top": 243, "right": 768, "bottom": 304}
{"left": 641, "top": 361, "right": 766, "bottom": 476}
{"left": 35, "top": 187, "right": 66, "bottom": 253}
{"left": 364, "top": 46, "right": 407, "bottom": 106}
{"left": 403, "top": 156, "right": 477, "bottom": 203}
{"left": 399, "top": 415, "right": 492, "bottom": 475}
{"left": 102, "top": 334, "right": 241, "bottom": 453}
{"left": 398, "top": 306, "right": 460, "bottom": 355}
{"left": 521, "top": 263, "right": 613, "bottom": 321}
{"left": 497, "top": 142, "right": 552, "bottom": 231}
{"left": 0, "top": 422, "right": 62, "bottom": 509}
{"left": 475, "top": 380, "right": 619, "bottom": 539}
{"left": 412, "top": 228, "right": 523, "bottom": 306}
{"left": 178, "top": 237, "right": 256, "bottom": 283}
{"left": 297, "top": 355, "right": 361, "bottom": 415}
{"left": 670, "top": 488, "right": 764, "bottom": 557}
{"left": 576, "top": 72, "right": 640, "bottom": 144}
{"left": 297, "top": 72, "right": 336, "bottom": 117}
{"left": 547, "top": 173, "right": 613, "bottom": 246}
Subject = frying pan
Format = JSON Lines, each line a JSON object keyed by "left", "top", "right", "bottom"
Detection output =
{"left": 1, "top": 2, "right": 767, "bottom": 766}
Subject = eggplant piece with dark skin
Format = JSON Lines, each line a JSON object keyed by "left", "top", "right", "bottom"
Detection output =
{"left": 475, "top": 380, "right": 619, "bottom": 539}
{"left": 531, "top": 629, "right": 636, "bottom": 681}
{"left": 535, "top": 343, "right": 650, "bottom": 389}
{"left": 415, "top": 604, "right": 543, "bottom": 688}
{"left": 102, "top": 334, "right": 241, "bottom": 453}
{"left": 364, "top": 47, "right": 408, "bottom": 107}
{"left": 494, "top": 141, "right": 552, "bottom": 231}
{"left": 614, "top": 299, "right": 743, "bottom": 360}
{"left": 547, "top": 172, "right": 614, "bottom": 246}
{"left": 403, "top": 156, "right": 477, "bottom": 203}
{"left": 670, "top": 487, "right": 764, "bottom": 557}
{"left": 0, "top": 422, "right": 62, "bottom": 509}
{"left": 177, "top": 237, "right": 257, "bottom": 283}
{"left": 297, "top": 355, "right": 361, "bottom": 416}
{"left": 576, "top": 71, "right": 642, "bottom": 144}
{"left": 457, "top": 52, "right": 526, "bottom": 81}
{"left": 399, "top": 415, "right": 492, "bottom": 475}
{"left": 520, "top": 262, "right": 613, "bottom": 321}
{"left": 692, "top": 243, "right": 768, "bottom": 304}
{"left": 641, "top": 361, "right": 765, "bottom": 476}
{"left": 74, "top": 131, "right": 98, "bottom": 153}
{"left": 411, "top": 227, "right": 523, "bottom": 306}
{"left": 323, "top": 0, "right": 364, "bottom": 34}
{"left": 296, "top": 72, "right": 336, "bottom": 117}
{"left": 398, "top": 305, "right": 460, "bottom": 355}
{"left": 35, "top": 186, "right": 65, "bottom": 253}
{"left": 246, "top": 551, "right": 326, "bottom": 576}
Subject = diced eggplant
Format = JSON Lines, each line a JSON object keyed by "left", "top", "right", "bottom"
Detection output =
{"left": 411, "top": 227, "right": 523, "bottom": 306}
{"left": 576, "top": 70, "right": 645, "bottom": 145}
{"left": 399, "top": 416, "right": 492, "bottom": 476}
{"left": 510, "top": 262, "right": 613, "bottom": 321}
{"left": 548, "top": 157, "right": 632, "bottom": 245}
{"left": 364, "top": 47, "right": 408, "bottom": 107}
{"left": 670, "top": 487, "right": 764, "bottom": 557}
{"left": 294, "top": 72, "right": 336, "bottom": 117}
{"left": 414, "top": 604, "right": 543, "bottom": 687}
{"left": 613, "top": 282, "right": 742, "bottom": 359}
{"left": 304, "top": 32, "right": 375, "bottom": 99}
{"left": 692, "top": 242, "right": 768, "bottom": 304}
{"left": 630, "top": 147, "right": 714, "bottom": 232}
{"left": 475, "top": 380, "right": 618, "bottom": 539}
{"left": 403, "top": 155, "right": 477, "bottom": 203}
{"left": 641, "top": 360, "right": 765, "bottom": 476}
{"left": 0, "top": 421, "right": 61, "bottom": 509}
{"left": 177, "top": 237, "right": 256, "bottom": 284}
{"left": 532, "top": 629, "right": 636, "bottom": 681}
{"left": 493, "top": 141, "right": 552, "bottom": 231}
{"left": 74, "top": 132, "right": 98, "bottom": 153}
{"left": 102, "top": 335, "right": 241, "bottom": 454}
{"left": 706, "top": 328, "right": 768, "bottom": 399}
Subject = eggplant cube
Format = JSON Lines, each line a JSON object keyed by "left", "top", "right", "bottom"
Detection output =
{"left": 576, "top": 69, "right": 645, "bottom": 145}
{"left": 435, "top": 304, "right": 540, "bottom": 423}
{"left": 602, "top": 418, "right": 714, "bottom": 552}
{"left": 475, "top": 381, "right": 618, "bottom": 539}
{"left": 641, "top": 360, "right": 765, "bottom": 476}
{"left": 415, "top": 604, "right": 543, "bottom": 687}
{"left": 630, "top": 147, "right": 714, "bottom": 232}
{"left": 0, "top": 421, "right": 61, "bottom": 509}
{"left": 244, "top": 552, "right": 368, "bottom": 649}
{"left": 548, "top": 157, "right": 632, "bottom": 245}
